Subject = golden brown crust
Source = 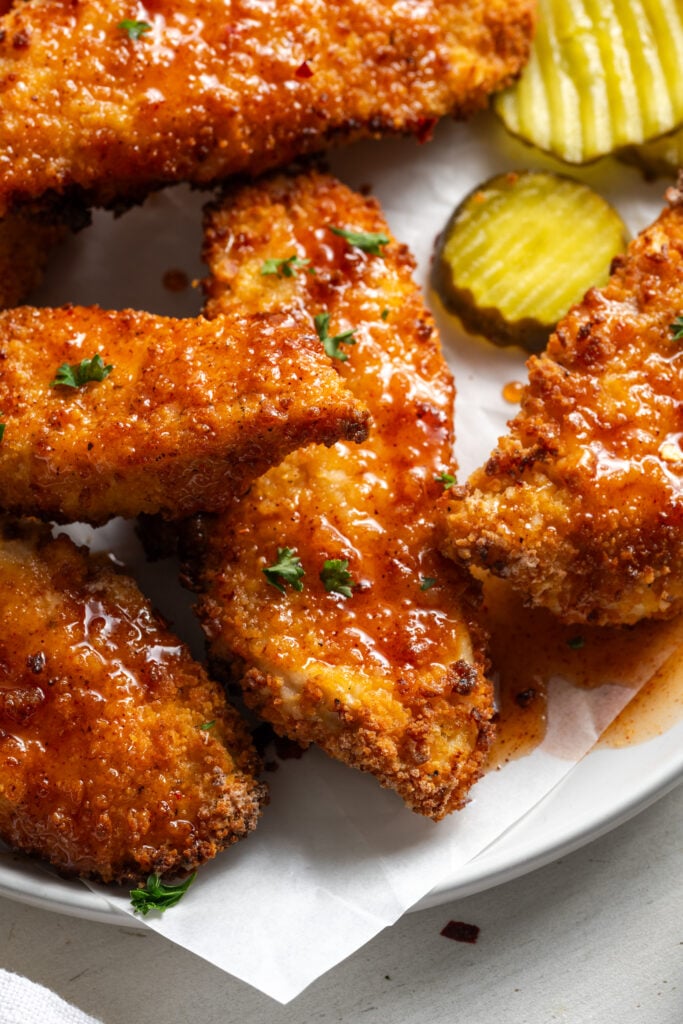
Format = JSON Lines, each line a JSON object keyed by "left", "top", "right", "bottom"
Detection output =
{"left": 194, "top": 171, "right": 493, "bottom": 819}
{"left": 0, "top": 516, "right": 266, "bottom": 884}
{"left": 0, "top": 304, "right": 369, "bottom": 525}
{"left": 439, "top": 200, "right": 683, "bottom": 626}
{"left": 0, "top": 0, "right": 533, "bottom": 216}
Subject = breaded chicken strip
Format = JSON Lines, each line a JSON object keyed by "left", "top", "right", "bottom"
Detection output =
{"left": 0, "top": 213, "right": 69, "bottom": 308}
{"left": 0, "top": 516, "right": 266, "bottom": 884}
{"left": 0, "top": 0, "right": 534, "bottom": 217}
{"left": 190, "top": 172, "right": 493, "bottom": 820}
{"left": 439, "top": 191, "right": 683, "bottom": 626}
{"left": 0, "top": 305, "right": 368, "bottom": 525}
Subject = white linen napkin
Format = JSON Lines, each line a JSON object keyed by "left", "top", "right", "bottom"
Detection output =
{"left": 0, "top": 969, "right": 103, "bottom": 1024}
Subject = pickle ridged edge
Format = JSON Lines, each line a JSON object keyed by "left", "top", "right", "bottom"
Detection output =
{"left": 432, "top": 171, "right": 629, "bottom": 353}
{"left": 495, "top": 0, "right": 683, "bottom": 165}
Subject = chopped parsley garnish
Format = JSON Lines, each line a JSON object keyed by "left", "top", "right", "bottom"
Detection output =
{"left": 435, "top": 472, "right": 456, "bottom": 489}
{"left": 261, "top": 254, "right": 312, "bottom": 278}
{"left": 263, "top": 547, "right": 305, "bottom": 594}
{"left": 380, "top": 308, "right": 389, "bottom": 321}
{"left": 420, "top": 577, "right": 437, "bottom": 591}
{"left": 130, "top": 872, "right": 196, "bottom": 916}
{"left": 567, "top": 635, "right": 585, "bottom": 649}
{"left": 0, "top": 422, "right": 4, "bottom": 444}
{"left": 118, "top": 19, "right": 152, "bottom": 40}
{"left": 314, "top": 313, "right": 356, "bottom": 362}
{"left": 670, "top": 316, "right": 683, "bottom": 341}
{"left": 51, "top": 354, "right": 114, "bottom": 389}
{"left": 329, "top": 226, "right": 389, "bottom": 256}
{"left": 320, "top": 558, "right": 355, "bottom": 598}
{"left": 199, "top": 720, "right": 215, "bottom": 731}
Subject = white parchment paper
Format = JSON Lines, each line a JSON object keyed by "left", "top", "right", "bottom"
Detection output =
{"left": 24, "top": 112, "right": 673, "bottom": 1002}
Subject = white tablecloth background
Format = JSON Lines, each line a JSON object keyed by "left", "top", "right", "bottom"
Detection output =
{"left": 2, "top": 781, "right": 681, "bottom": 1024}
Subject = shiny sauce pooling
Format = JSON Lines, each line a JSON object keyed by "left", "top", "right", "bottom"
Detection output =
{"left": 0, "top": 520, "right": 258, "bottom": 881}
{"left": 599, "top": 641, "right": 683, "bottom": 748}
{"left": 482, "top": 577, "right": 683, "bottom": 767}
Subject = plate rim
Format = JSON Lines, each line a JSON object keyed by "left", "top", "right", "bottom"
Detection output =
{"left": 415, "top": 733, "right": 683, "bottom": 910}
{"left": 3, "top": 734, "right": 683, "bottom": 927}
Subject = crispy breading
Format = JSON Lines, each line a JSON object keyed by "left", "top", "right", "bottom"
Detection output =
{"left": 0, "top": 304, "right": 369, "bottom": 525}
{"left": 0, "top": 516, "right": 266, "bottom": 883}
{"left": 0, "top": 213, "right": 69, "bottom": 308}
{"left": 0, "top": 0, "right": 533, "bottom": 217}
{"left": 191, "top": 172, "right": 493, "bottom": 820}
{"left": 438, "top": 196, "right": 683, "bottom": 626}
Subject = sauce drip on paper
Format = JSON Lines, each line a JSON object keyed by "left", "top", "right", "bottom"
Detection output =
{"left": 501, "top": 379, "right": 524, "bottom": 404}
{"left": 599, "top": 644, "right": 683, "bottom": 748}
{"left": 481, "top": 577, "right": 683, "bottom": 768}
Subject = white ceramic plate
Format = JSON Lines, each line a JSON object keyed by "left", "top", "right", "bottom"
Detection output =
{"left": 421, "top": 726, "right": 683, "bottom": 909}
{"left": 3, "top": 727, "right": 683, "bottom": 924}
{"left": 0, "top": 112, "right": 678, "bottom": 928}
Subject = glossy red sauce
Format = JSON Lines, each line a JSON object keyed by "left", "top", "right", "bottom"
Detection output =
{"left": 482, "top": 577, "right": 683, "bottom": 767}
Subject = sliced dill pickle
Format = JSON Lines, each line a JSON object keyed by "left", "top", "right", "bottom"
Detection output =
{"left": 432, "top": 171, "right": 629, "bottom": 353}
{"left": 620, "top": 126, "right": 683, "bottom": 178}
{"left": 495, "top": 0, "right": 683, "bottom": 164}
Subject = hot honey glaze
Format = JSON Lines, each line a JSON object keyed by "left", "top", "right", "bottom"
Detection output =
{"left": 598, "top": 639, "right": 683, "bottom": 748}
{"left": 480, "top": 576, "right": 683, "bottom": 769}
{"left": 0, "top": 519, "right": 265, "bottom": 882}
{"left": 501, "top": 379, "right": 524, "bottom": 404}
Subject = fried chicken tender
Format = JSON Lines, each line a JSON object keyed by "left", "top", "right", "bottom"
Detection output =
{"left": 190, "top": 172, "right": 493, "bottom": 820}
{"left": 0, "top": 0, "right": 534, "bottom": 217}
{"left": 0, "top": 304, "right": 369, "bottom": 525}
{"left": 439, "top": 193, "right": 683, "bottom": 626}
{"left": 0, "top": 516, "right": 266, "bottom": 883}
{"left": 0, "top": 213, "right": 69, "bottom": 308}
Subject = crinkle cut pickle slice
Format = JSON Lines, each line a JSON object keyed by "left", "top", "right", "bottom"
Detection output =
{"left": 495, "top": 0, "right": 683, "bottom": 164}
{"left": 431, "top": 170, "right": 629, "bottom": 353}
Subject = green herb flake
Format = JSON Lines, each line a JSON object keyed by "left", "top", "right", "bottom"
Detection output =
{"left": 320, "top": 558, "right": 355, "bottom": 598}
{"left": 420, "top": 577, "right": 437, "bottom": 591}
{"left": 263, "top": 547, "right": 305, "bottom": 594}
{"left": 567, "top": 635, "right": 585, "bottom": 649}
{"left": 435, "top": 472, "right": 456, "bottom": 489}
{"left": 199, "top": 720, "right": 215, "bottom": 731}
{"left": 130, "top": 872, "right": 196, "bottom": 916}
{"left": 380, "top": 308, "right": 390, "bottom": 321}
{"left": 670, "top": 316, "right": 683, "bottom": 341}
{"left": 329, "top": 226, "right": 389, "bottom": 256}
{"left": 314, "top": 312, "right": 356, "bottom": 362}
{"left": 51, "top": 354, "right": 114, "bottom": 390}
{"left": 260, "top": 254, "right": 312, "bottom": 278}
{"left": 0, "top": 423, "right": 4, "bottom": 444}
{"left": 118, "top": 19, "right": 152, "bottom": 40}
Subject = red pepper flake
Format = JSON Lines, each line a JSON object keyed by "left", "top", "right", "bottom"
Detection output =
{"left": 415, "top": 117, "right": 437, "bottom": 144}
{"left": 295, "top": 60, "right": 314, "bottom": 79}
{"left": 440, "top": 920, "right": 480, "bottom": 944}
{"left": 162, "top": 268, "right": 189, "bottom": 293}
{"left": 12, "top": 29, "right": 30, "bottom": 50}
{"left": 26, "top": 652, "right": 46, "bottom": 674}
